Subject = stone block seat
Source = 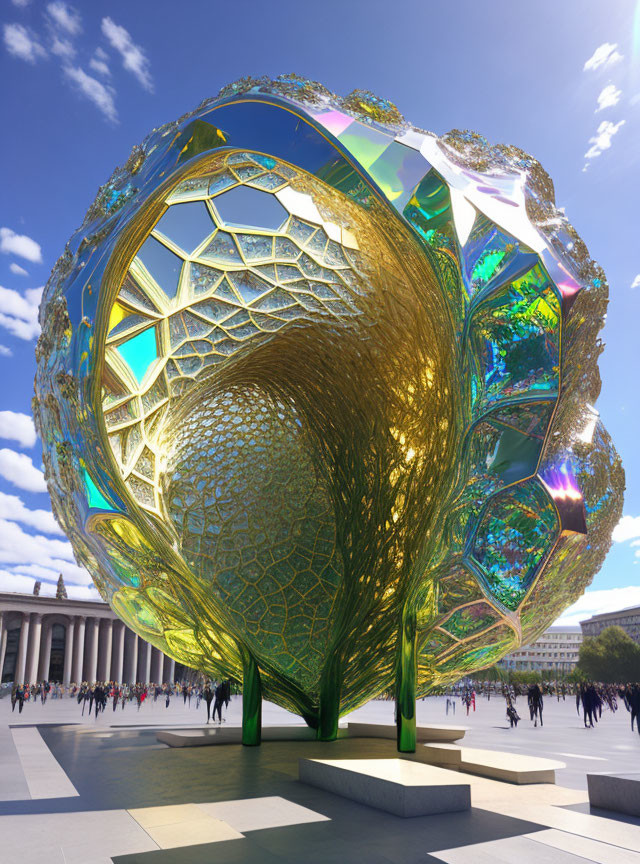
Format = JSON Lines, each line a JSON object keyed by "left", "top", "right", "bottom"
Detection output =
{"left": 414, "top": 742, "right": 564, "bottom": 784}
{"left": 157, "top": 725, "right": 347, "bottom": 748}
{"left": 299, "top": 758, "right": 471, "bottom": 817}
{"left": 347, "top": 722, "right": 467, "bottom": 743}
{"left": 587, "top": 772, "right": 640, "bottom": 817}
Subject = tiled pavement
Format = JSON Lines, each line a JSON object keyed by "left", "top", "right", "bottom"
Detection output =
{"left": 0, "top": 697, "right": 639, "bottom": 863}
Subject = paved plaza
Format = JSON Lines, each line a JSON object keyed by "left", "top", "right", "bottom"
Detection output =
{"left": 0, "top": 693, "right": 639, "bottom": 862}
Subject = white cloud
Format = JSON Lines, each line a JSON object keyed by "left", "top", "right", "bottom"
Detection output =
{"left": 101, "top": 17, "right": 153, "bottom": 91}
{"left": 596, "top": 84, "right": 622, "bottom": 112}
{"left": 0, "top": 410, "right": 36, "bottom": 447}
{"left": 12, "top": 560, "right": 91, "bottom": 585}
{"left": 89, "top": 46, "right": 110, "bottom": 78}
{"left": 0, "top": 448, "right": 46, "bottom": 492}
{"left": 46, "top": 2, "right": 81, "bottom": 36}
{"left": 0, "top": 567, "right": 98, "bottom": 597}
{"left": 45, "top": 3, "right": 81, "bottom": 60}
{"left": 612, "top": 514, "right": 640, "bottom": 543}
{"left": 584, "top": 119, "right": 625, "bottom": 162}
{"left": 50, "top": 34, "right": 75, "bottom": 59}
{"left": 0, "top": 228, "right": 42, "bottom": 263}
{"left": 0, "top": 491, "right": 61, "bottom": 535}
{"left": 0, "top": 346, "right": 12, "bottom": 358}
{"left": 555, "top": 586, "right": 640, "bottom": 627}
{"left": 11, "top": 0, "right": 32, "bottom": 7}
{"left": 0, "top": 569, "right": 38, "bottom": 594}
{"left": 0, "top": 518, "right": 73, "bottom": 566}
{"left": 3, "top": 22, "right": 47, "bottom": 63}
{"left": 63, "top": 65, "right": 118, "bottom": 123}
{"left": 9, "top": 263, "right": 28, "bottom": 276}
{"left": 0, "top": 284, "right": 42, "bottom": 341}
{"left": 631, "top": 275, "right": 640, "bottom": 290}
{"left": 584, "top": 42, "right": 624, "bottom": 72}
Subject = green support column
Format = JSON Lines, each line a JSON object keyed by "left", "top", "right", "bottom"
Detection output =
{"left": 241, "top": 649, "right": 262, "bottom": 746}
{"left": 396, "top": 606, "right": 417, "bottom": 753}
{"left": 317, "top": 651, "right": 341, "bottom": 741}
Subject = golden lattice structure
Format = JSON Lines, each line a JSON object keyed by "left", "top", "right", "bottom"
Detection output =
{"left": 35, "top": 76, "right": 623, "bottom": 747}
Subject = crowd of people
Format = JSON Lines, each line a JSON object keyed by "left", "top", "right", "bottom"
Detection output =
{"left": 443, "top": 679, "right": 640, "bottom": 733}
{"left": 8, "top": 676, "right": 640, "bottom": 735}
{"left": 8, "top": 678, "right": 234, "bottom": 723}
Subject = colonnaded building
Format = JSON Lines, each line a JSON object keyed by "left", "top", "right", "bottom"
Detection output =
{"left": 0, "top": 591, "right": 186, "bottom": 686}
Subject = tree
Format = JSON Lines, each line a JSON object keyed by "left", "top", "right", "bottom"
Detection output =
{"left": 56, "top": 574, "right": 67, "bottom": 600}
{"left": 33, "top": 581, "right": 41, "bottom": 596}
{"left": 577, "top": 626, "right": 640, "bottom": 683}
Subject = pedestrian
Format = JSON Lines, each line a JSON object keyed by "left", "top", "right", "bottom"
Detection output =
{"left": 528, "top": 684, "right": 543, "bottom": 727}
{"left": 212, "top": 681, "right": 224, "bottom": 723}
{"left": 203, "top": 682, "right": 214, "bottom": 723}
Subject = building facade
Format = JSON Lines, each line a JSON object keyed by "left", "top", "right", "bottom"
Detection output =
{"left": 580, "top": 605, "right": 640, "bottom": 644}
{"left": 0, "top": 591, "right": 182, "bottom": 686}
{"left": 499, "top": 626, "right": 583, "bottom": 674}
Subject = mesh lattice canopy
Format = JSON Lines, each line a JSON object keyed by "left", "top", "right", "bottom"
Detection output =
{"left": 34, "top": 75, "right": 623, "bottom": 726}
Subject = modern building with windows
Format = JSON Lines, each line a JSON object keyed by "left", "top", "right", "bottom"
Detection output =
{"left": 499, "top": 625, "right": 582, "bottom": 674}
{"left": 0, "top": 591, "right": 183, "bottom": 685}
{"left": 580, "top": 605, "right": 640, "bottom": 644}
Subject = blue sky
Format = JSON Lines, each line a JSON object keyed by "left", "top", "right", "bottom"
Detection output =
{"left": 0, "top": 0, "right": 638, "bottom": 625}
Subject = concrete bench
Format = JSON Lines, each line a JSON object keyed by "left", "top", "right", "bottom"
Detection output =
{"left": 587, "top": 772, "right": 640, "bottom": 817}
{"left": 414, "top": 742, "right": 564, "bottom": 784}
{"left": 157, "top": 725, "right": 344, "bottom": 748}
{"left": 347, "top": 723, "right": 467, "bottom": 743}
{"left": 299, "top": 758, "right": 471, "bottom": 817}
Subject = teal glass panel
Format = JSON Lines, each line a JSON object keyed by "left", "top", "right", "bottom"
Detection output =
{"left": 82, "top": 468, "right": 112, "bottom": 510}
{"left": 117, "top": 325, "right": 158, "bottom": 384}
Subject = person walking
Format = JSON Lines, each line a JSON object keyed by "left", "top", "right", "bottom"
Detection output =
{"left": 506, "top": 694, "right": 520, "bottom": 728}
{"left": 527, "top": 683, "right": 544, "bottom": 727}
{"left": 212, "top": 681, "right": 225, "bottom": 723}
{"left": 203, "top": 682, "right": 214, "bottom": 723}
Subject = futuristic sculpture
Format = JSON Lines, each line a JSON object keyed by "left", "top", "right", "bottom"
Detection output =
{"left": 34, "top": 75, "right": 623, "bottom": 749}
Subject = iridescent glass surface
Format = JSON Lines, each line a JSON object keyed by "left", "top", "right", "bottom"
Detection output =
{"left": 34, "top": 76, "right": 623, "bottom": 748}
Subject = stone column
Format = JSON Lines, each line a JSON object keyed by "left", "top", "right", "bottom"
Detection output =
{"left": 72, "top": 616, "right": 86, "bottom": 683}
{"left": 38, "top": 619, "right": 53, "bottom": 681}
{"left": 138, "top": 639, "right": 151, "bottom": 684}
{"left": 0, "top": 612, "right": 6, "bottom": 681}
{"left": 151, "top": 646, "right": 164, "bottom": 684}
{"left": 98, "top": 619, "right": 113, "bottom": 681}
{"left": 26, "top": 613, "right": 42, "bottom": 684}
{"left": 63, "top": 618, "right": 75, "bottom": 684}
{"left": 86, "top": 617, "right": 99, "bottom": 682}
{"left": 124, "top": 630, "right": 138, "bottom": 684}
{"left": 164, "top": 656, "right": 175, "bottom": 684}
{"left": 111, "top": 621, "right": 125, "bottom": 683}
{"left": 15, "top": 613, "right": 30, "bottom": 685}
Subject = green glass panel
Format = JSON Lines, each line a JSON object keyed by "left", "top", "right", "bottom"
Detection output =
{"left": 470, "top": 263, "right": 561, "bottom": 411}
{"left": 471, "top": 481, "right": 559, "bottom": 610}
{"left": 441, "top": 602, "right": 500, "bottom": 639}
